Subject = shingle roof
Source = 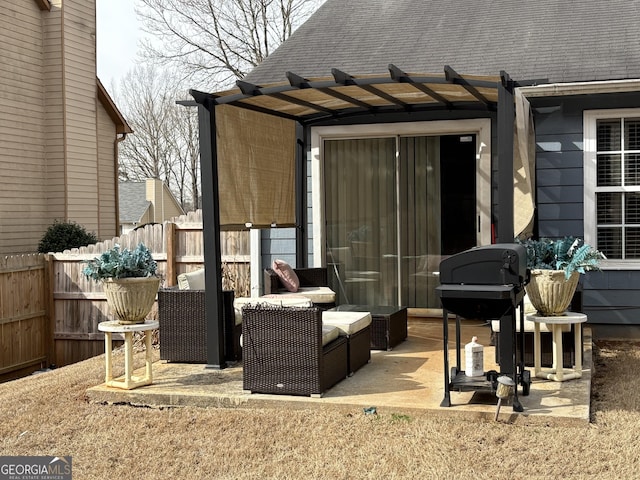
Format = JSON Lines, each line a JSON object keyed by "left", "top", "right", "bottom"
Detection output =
{"left": 245, "top": 0, "right": 640, "bottom": 85}
{"left": 119, "top": 182, "right": 150, "bottom": 224}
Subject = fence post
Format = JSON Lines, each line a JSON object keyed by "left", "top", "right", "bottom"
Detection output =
{"left": 165, "top": 222, "right": 177, "bottom": 286}
{"left": 44, "top": 254, "right": 56, "bottom": 367}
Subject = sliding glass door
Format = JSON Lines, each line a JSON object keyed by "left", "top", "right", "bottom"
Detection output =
{"left": 324, "top": 134, "right": 477, "bottom": 308}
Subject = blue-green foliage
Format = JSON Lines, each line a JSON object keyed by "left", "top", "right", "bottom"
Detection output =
{"left": 82, "top": 243, "right": 158, "bottom": 281}
{"left": 518, "top": 236, "right": 604, "bottom": 279}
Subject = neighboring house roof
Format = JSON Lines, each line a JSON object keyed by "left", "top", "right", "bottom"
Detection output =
{"left": 97, "top": 79, "right": 133, "bottom": 134}
{"left": 119, "top": 182, "right": 151, "bottom": 224}
{"left": 245, "top": 0, "right": 640, "bottom": 85}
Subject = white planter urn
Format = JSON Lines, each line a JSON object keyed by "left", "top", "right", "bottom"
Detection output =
{"left": 102, "top": 277, "right": 160, "bottom": 324}
{"left": 525, "top": 269, "right": 579, "bottom": 316}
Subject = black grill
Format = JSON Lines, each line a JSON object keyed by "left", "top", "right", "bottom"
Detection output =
{"left": 435, "top": 244, "right": 531, "bottom": 412}
{"left": 437, "top": 243, "right": 527, "bottom": 319}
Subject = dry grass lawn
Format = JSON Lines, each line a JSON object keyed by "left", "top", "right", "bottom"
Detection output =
{"left": 1, "top": 340, "right": 639, "bottom": 479}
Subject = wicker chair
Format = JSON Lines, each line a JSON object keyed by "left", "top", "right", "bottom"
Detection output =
{"left": 242, "top": 304, "right": 348, "bottom": 397}
{"left": 158, "top": 287, "right": 241, "bottom": 363}
{"left": 263, "top": 267, "right": 336, "bottom": 310}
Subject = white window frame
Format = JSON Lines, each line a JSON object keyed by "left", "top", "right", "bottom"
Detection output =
{"left": 309, "top": 119, "right": 492, "bottom": 267}
{"left": 584, "top": 108, "right": 640, "bottom": 269}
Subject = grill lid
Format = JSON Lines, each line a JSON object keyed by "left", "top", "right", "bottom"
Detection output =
{"left": 438, "top": 243, "right": 528, "bottom": 286}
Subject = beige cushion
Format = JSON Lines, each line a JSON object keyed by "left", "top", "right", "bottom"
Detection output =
{"left": 177, "top": 268, "right": 205, "bottom": 290}
{"left": 294, "top": 287, "right": 336, "bottom": 304}
{"left": 322, "top": 311, "right": 372, "bottom": 336}
{"left": 322, "top": 324, "right": 340, "bottom": 346}
{"left": 234, "top": 296, "right": 314, "bottom": 326}
{"left": 257, "top": 295, "right": 314, "bottom": 307}
{"left": 263, "top": 288, "right": 335, "bottom": 304}
{"left": 272, "top": 259, "right": 300, "bottom": 292}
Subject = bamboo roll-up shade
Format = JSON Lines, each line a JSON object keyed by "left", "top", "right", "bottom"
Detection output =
{"left": 215, "top": 105, "right": 297, "bottom": 229}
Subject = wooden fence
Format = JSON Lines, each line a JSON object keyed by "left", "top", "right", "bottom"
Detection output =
{"left": 0, "top": 210, "right": 249, "bottom": 380}
{"left": 0, "top": 254, "right": 49, "bottom": 381}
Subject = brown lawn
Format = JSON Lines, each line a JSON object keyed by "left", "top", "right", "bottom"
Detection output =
{"left": 0, "top": 340, "right": 638, "bottom": 479}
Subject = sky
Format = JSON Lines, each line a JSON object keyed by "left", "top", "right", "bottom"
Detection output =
{"left": 96, "top": 0, "right": 143, "bottom": 92}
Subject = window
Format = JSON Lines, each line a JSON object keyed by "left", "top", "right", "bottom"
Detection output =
{"left": 584, "top": 110, "right": 640, "bottom": 264}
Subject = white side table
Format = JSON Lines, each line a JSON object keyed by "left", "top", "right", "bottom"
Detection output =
{"left": 527, "top": 312, "right": 587, "bottom": 382}
{"left": 98, "top": 320, "right": 159, "bottom": 390}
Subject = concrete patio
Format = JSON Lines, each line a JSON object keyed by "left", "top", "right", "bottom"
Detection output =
{"left": 86, "top": 317, "right": 592, "bottom": 426}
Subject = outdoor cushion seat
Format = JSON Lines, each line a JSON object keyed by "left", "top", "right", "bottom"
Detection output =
{"left": 242, "top": 304, "right": 349, "bottom": 397}
{"left": 262, "top": 287, "right": 335, "bottom": 305}
{"left": 321, "top": 323, "right": 341, "bottom": 346}
{"left": 322, "top": 311, "right": 372, "bottom": 336}
{"left": 264, "top": 267, "right": 337, "bottom": 309}
{"left": 322, "top": 311, "right": 372, "bottom": 375}
{"left": 234, "top": 296, "right": 313, "bottom": 326}
{"left": 177, "top": 268, "right": 206, "bottom": 290}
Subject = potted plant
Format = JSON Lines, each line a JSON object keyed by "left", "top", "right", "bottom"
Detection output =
{"left": 83, "top": 243, "right": 160, "bottom": 324}
{"left": 518, "top": 237, "right": 604, "bottom": 316}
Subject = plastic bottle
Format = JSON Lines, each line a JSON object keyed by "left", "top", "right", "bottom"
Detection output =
{"left": 465, "top": 336, "right": 484, "bottom": 377}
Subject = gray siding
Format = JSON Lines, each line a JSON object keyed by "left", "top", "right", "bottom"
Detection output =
{"left": 532, "top": 92, "right": 640, "bottom": 325}
{"left": 260, "top": 92, "right": 640, "bottom": 327}
{"left": 261, "top": 228, "right": 297, "bottom": 285}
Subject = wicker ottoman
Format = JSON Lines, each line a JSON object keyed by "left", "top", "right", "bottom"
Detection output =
{"left": 328, "top": 305, "right": 407, "bottom": 351}
{"left": 322, "top": 310, "right": 372, "bottom": 375}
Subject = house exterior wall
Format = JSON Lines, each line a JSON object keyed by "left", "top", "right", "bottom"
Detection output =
{"left": 97, "top": 101, "right": 117, "bottom": 237}
{"left": 0, "top": 1, "right": 47, "bottom": 253}
{"left": 261, "top": 94, "right": 640, "bottom": 325}
{"left": 43, "top": 0, "right": 66, "bottom": 225}
{"left": 532, "top": 91, "right": 640, "bottom": 325}
{"left": 145, "top": 178, "right": 184, "bottom": 224}
{"left": 61, "top": 0, "right": 100, "bottom": 233}
{"left": 0, "top": 0, "right": 120, "bottom": 254}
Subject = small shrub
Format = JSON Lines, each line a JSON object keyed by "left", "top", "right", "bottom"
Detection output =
{"left": 38, "top": 220, "right": 98, "bottom": 253}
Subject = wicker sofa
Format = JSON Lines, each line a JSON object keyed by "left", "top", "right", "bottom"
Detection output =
{"left": 263, "top": 267, "right": 337, "bottom": 310}
{"left": 242, "top": 304, "right": 349, "bottom": 397}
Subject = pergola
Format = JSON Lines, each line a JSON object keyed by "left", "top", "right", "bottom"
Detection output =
{"left": 190, "top": 65, "right": 543, "bottom": 368}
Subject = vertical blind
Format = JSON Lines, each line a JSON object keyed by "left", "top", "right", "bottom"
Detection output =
{"left": 324, "top": 136, "right": 442, "bottom": 308}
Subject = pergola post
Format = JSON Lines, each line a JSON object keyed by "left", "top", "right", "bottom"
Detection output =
{"left": 497, "top": 73, "right": 515, "bottom": 243}
{"left": 195, "top": 98, "right": 226, "bottom": 369}
{"left": 295, "top": 123, "right": 306, "bottom": 267}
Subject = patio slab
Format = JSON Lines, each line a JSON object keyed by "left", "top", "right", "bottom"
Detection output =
{"left": 86, "top": 318, "right": 592, "bottom": 426}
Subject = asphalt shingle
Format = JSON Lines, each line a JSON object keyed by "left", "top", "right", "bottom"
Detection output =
{"left": 245, "top": 0, "right": 640, "bottom": 85}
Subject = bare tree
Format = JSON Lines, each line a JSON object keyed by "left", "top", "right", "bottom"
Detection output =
{"left": 114, "top": 0, "right": 325, "bottom": 212}
{"left": 137, "top": 0, "right": 326, "bottom": 89}
{"left": 115, "top": 65, "right": 200, "bottom": 210}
